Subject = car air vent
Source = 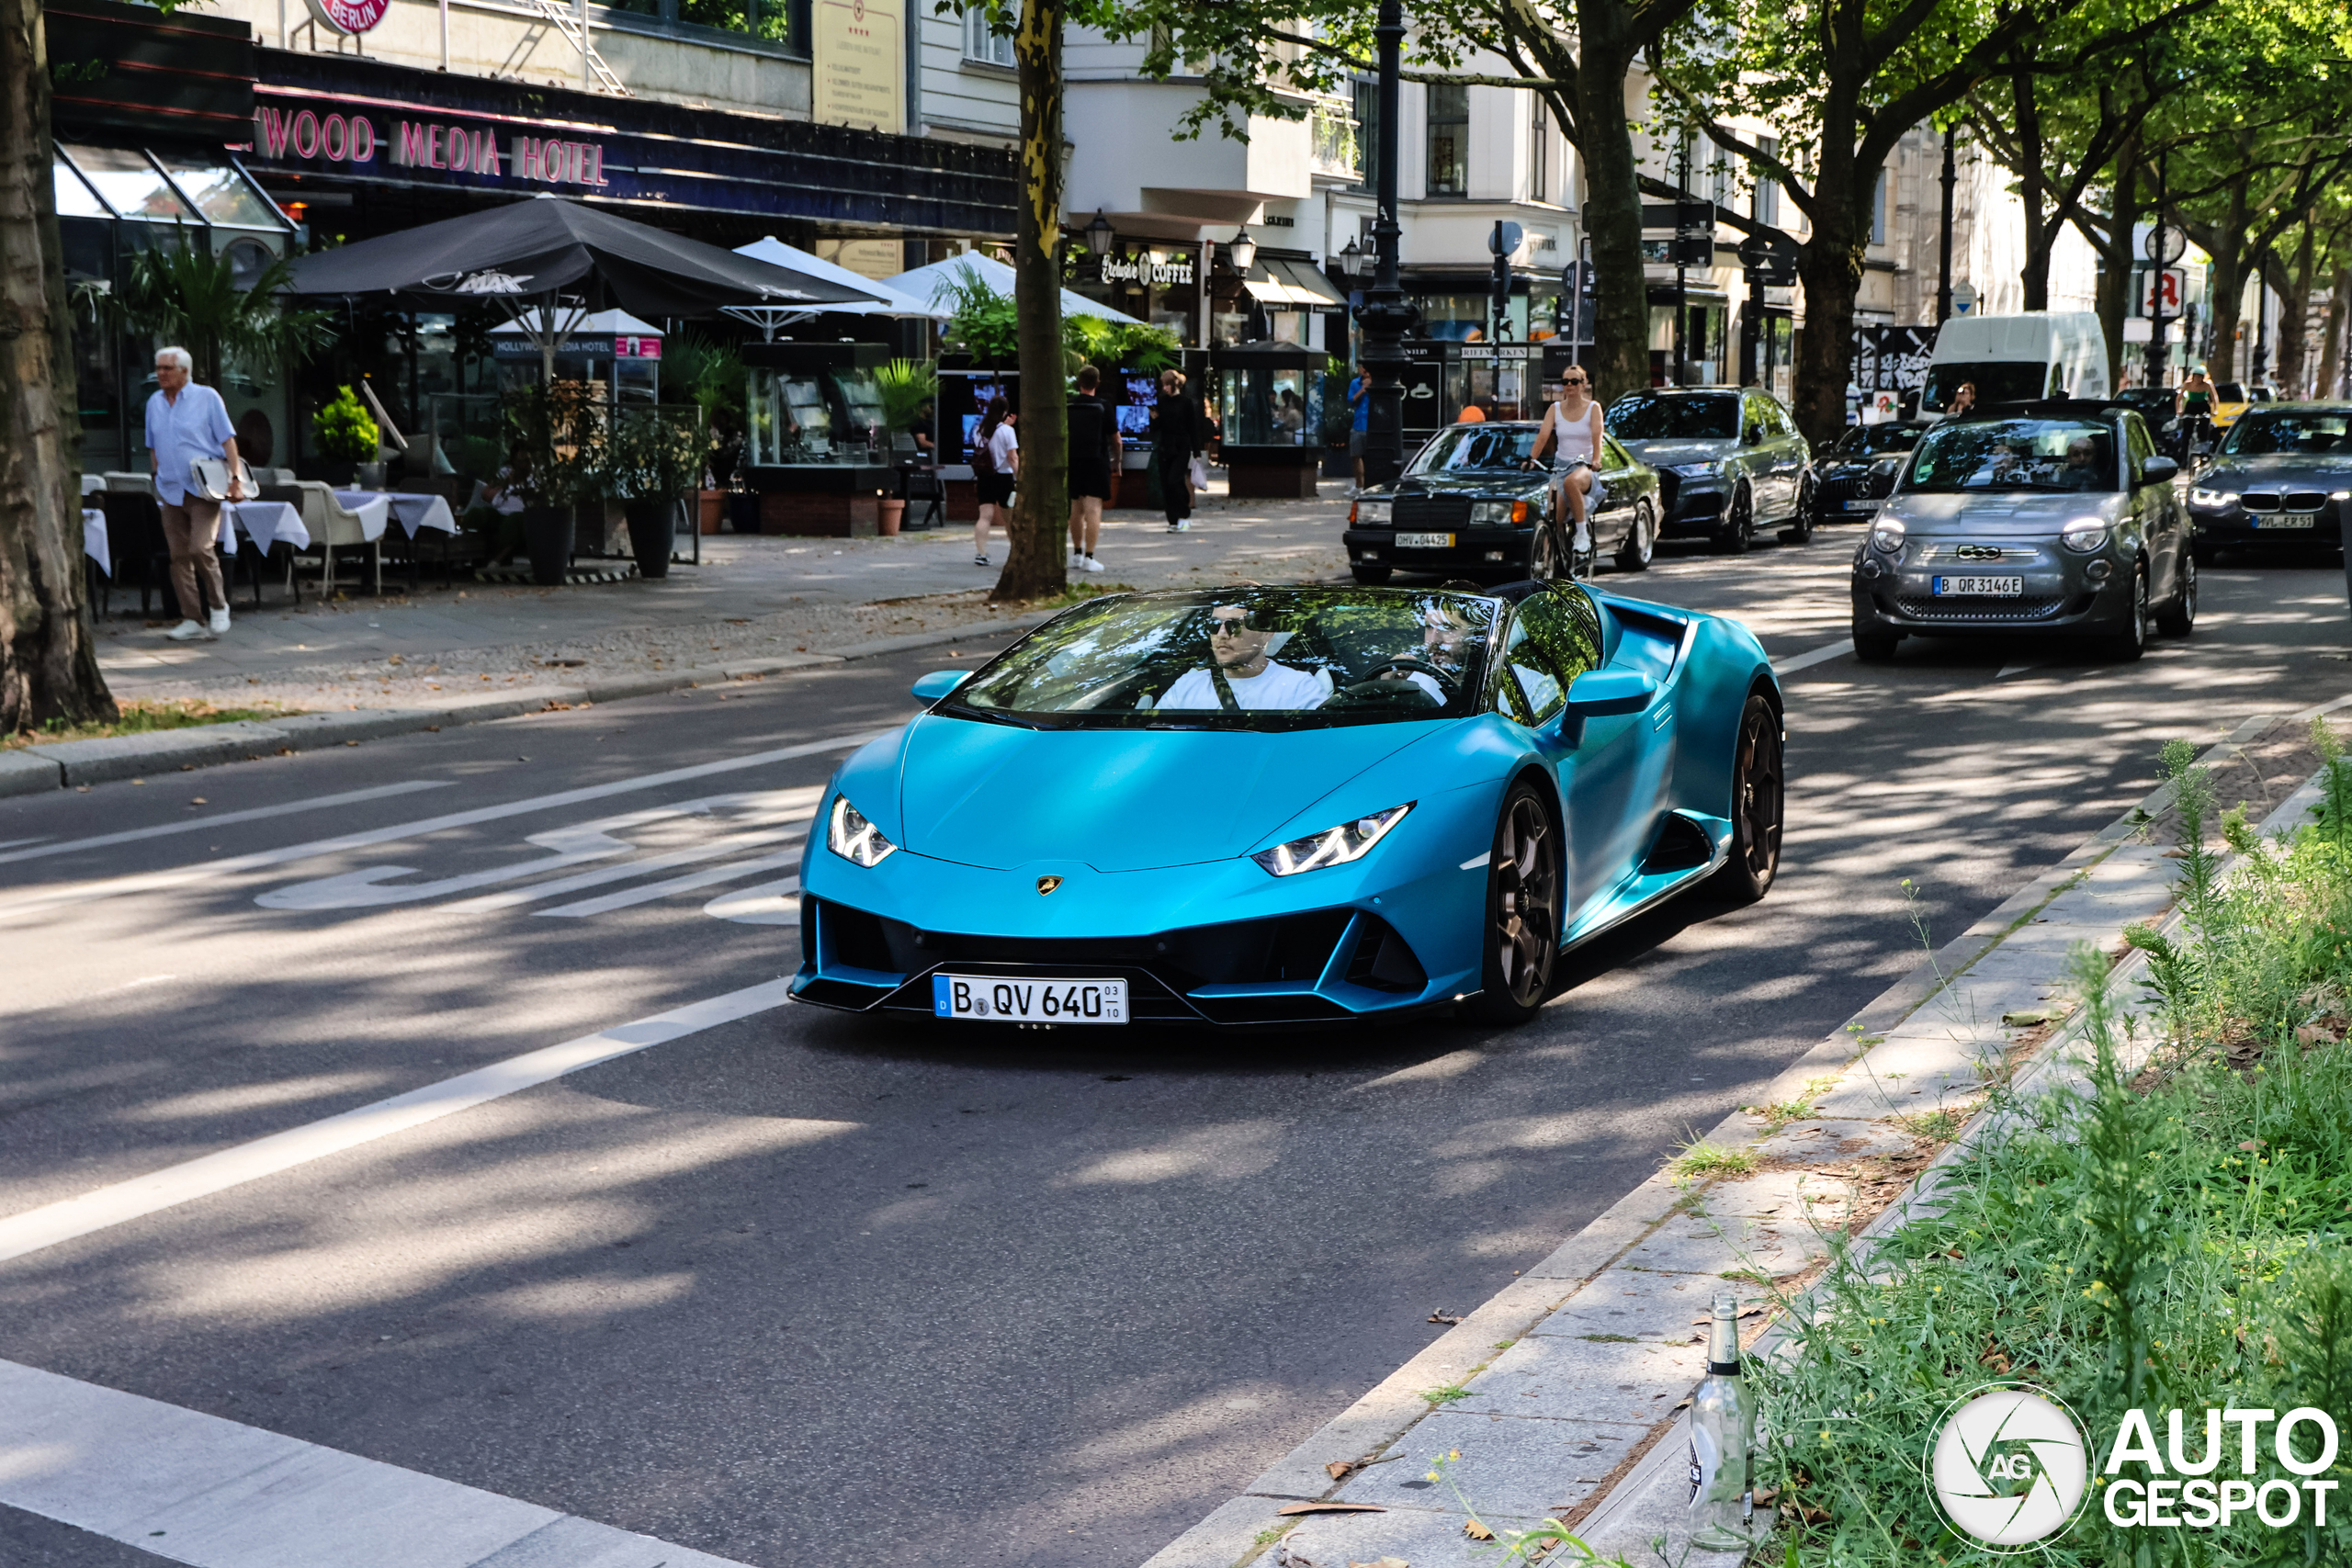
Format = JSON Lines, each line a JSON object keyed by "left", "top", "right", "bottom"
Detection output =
{"left": 2287, "top": 491, "right": 2329, "bottom": 512}
{"left": 1642, "top": 814, "right": 1713, "bottom": 874}
{"left": 2241, "top": 491, "right": 2281, "bottom": 512}
{"left": 1395, "top": 494, "right": 1470, "bottom": 528}
{"left": 1894, "top": 595, "right": 2066, "bottom": 622}
{"left": 1342, "top": 914, "right": 1429, "bottom": 993}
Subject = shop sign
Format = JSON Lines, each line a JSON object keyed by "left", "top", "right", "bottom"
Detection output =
{"left": 304, "top": 0, "right": 390, "bottom": 36}
{"left": 1101, "top": 251, "right": 1195, "bottom": 287}
{"left": 813, "top": 0, "right": 903, "bottom": 133}
{"left": 492, "top": 335, "right": 662, "bottom": 359}
{"left": 251, "top": 100, "right": 611, "bottom": 189}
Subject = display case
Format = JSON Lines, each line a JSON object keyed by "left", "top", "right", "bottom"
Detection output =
{"left": 741, "top": 341, "right": 902, "bottom": 536}
{"left": 1209, "top": 341, "right": 1328, "bottom": 499}
{"left": 1462, "top": 344, "right": 1539, "bottom": 421}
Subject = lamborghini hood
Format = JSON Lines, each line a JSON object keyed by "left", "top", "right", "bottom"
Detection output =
{"left": 894, "top": 717, "right": 1449, "bottom": 872}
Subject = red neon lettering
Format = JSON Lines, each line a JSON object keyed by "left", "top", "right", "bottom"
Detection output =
{"left": 475, "top": 130, "right": 499, "bottom": 176}
{"left": 425, "top": 125, "right": 445, "bottom": 169}
{"left": 347, "top": 116, "right": 374, "bottom": 163}
{"left": 322, "top": 114, "right": 346, "bottom": 162}
{"left": 587, "top": 144, "right": 606, "bottom": 186}
{"left": 291, "top": 110, "right": 319, "bottom": 159}
{"left": 255, "top": 107, "right": 293, "bottom": 159}
{"left": 397, "top": 120, "right": 428, "bottom": 167}
{"left": 448, "top": 126, "right": 473, "bottom": 172}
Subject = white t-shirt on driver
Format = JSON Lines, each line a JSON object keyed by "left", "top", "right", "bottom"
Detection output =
{"left": 1157, "top": 662, "right": 1333, "bottom": 710}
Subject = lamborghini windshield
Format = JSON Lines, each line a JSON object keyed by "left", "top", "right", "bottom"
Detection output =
{"left": 938, "top": 588, "right": 1498, "bottom": 730}
{"left": 1407, "top": 424, "right": 1541, "bottom": 473}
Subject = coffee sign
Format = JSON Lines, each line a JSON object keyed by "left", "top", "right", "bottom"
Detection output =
{"left": 303, "top": 0, "right": 389, "bottom": 35}
{"left": 1101, "top": 251, "right": 1194, "bottom": 287}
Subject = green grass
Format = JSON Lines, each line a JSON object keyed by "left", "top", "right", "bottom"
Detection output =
{"left": 1672, "top": 1139, "right": 1762, "bottom": 1179}
{"left": 1754, "top": 732, "right": 2352, "bottom": 1564}
{"left": 7, "top": 698, "right": 301, "bottom": 747}
{"left": 1419, "top": 1382, "right": 1473, "bottom": 1405}
{"left": 1746, "top": 1076, "right": 1841, "bottom": 1135}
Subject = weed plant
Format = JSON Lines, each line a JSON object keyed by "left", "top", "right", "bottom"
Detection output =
{"left": 1753, "top": 733, "right": 2352, "bottom": 1565}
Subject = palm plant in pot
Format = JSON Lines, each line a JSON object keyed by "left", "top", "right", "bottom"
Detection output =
{"left": 503, "top": 381, "right": 603, "bottom": 586}
{"left": 608, "top": 405, "right": 707, "bottom": 579}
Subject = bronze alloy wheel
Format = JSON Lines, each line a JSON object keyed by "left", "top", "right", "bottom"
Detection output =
{"left": 1712, "top": 694, "right": 1783, "bottom": 903}
{"left": 1475, "top": 781, "right": 1562, "bottom": 1023}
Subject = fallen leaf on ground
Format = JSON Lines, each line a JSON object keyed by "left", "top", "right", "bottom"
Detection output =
{"left": 1464, "top": 1520, "right": 1495, "bottom": 1540}
{"left": 1325, "top": 1461, "right": 1353, "bottom": 1481}
{"left": 1278, "top": 1502, "right": 1386, "bottom": 1516}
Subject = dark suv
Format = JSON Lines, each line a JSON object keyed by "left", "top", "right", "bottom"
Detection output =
{"left": 1607, "top": 387, "right": 1815, "bottom": 552}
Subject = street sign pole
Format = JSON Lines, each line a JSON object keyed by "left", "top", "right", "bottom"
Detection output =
{"left": 2145, "top": 152, "right": 2173, "bottom": 389}
{"left": 1353, "top": 0, "right": 1415, "bottom": 485}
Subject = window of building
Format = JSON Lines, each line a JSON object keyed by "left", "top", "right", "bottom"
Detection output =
{"left": 1530, "top": 97, "right": 1549, "bottom": 205}
{"left": 1754, "top": 136, "right": 1779, "bottom": 228}
{"left": 966, "top": 8, "right": 1015, "bottom": 66}
{"left": 1352, "top": 75, "right": 1379, "bottom": 192}
{"left": 1871, "top": 168, "right": 1888, "bottom": 244}
{"left": 1427, "top": 83, "right": 1468, "bottom": 197}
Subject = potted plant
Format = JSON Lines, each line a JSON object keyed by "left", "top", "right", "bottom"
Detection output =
{"left": 608, "top": 404, "right": 707, "bottom": 579}
{"left": 664, "top": 332, "right": 745, "bottom": 533}
{"left": 312, "top": 386, "right": 380, "bottom": 487}
{"left": 503, "top": 380, "right": 603, "bottom": 586}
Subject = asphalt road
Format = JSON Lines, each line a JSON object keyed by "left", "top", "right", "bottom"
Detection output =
{"left": 4, "top": 534, "right": 2347, "bottom": 1568}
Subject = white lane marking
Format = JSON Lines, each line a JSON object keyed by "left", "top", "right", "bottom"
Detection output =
{"left": 539, "top": 847, "right": 807, "bottom": 918}
{"left": 1459, "top": 853, "right": 1490, "bottom": 871}
{"left": 0, "top": 978, "right": 797, "bottom": 1266}
{"left": 1995, "top": 662, "right": 2041, "bottom": 680}
{"left": 0, "top": 1359, "right": 754, "bottom": 1568}
{"left": 0, "top": 780, "right": 451, "bottom": 869}
{"left": 1771, "top": 638, "right": 1851, "bottom": 678}
{"left": 0, "top": 729, "right": 886, "bottom": 920}
{"left": 452, "top": 825, "right": 809, "bottom": 913}
{"left": 255, "top": 788, "right": 819, "bottom": 912}
{"left": 705, "top": 877, "right": 803, "bottom": 925}
{"left": 0, "top": 836, "right": 54, "bottom": 852}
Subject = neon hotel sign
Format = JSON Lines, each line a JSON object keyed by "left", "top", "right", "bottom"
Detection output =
{"left": 253, "top": 103, "right": 612, "bottom": 188}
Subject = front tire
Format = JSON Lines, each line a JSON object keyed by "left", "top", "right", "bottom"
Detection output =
{"left": 1711, "top": 694, "right": 1783, "bottom": 904}
{"left": 2155, "top": 549, "right": 2197, "bottom": 637}
{"left": 1615, "top": 500, "right": 1657, "bottom": 571}
{"left": 1781, "top": 474, "right": 1816, "bottom": 543}
{"left": 1471, "top": 780, "right": 1562, "bottom": 1026}
{"left": 1853, "top": 617, "right": 1901, "bottom": 662}
{"left": 1351, "top": 564, "right": 1394, "bottom": 584}
{"left": 2106, "top": 566, "right": 2150, "bottom": 661}
{"left": 1713, "top": 484, "right": 1754, "bottom": 554}
{"left": 1528, "top": 524, "right": 1560, "bottom": 581}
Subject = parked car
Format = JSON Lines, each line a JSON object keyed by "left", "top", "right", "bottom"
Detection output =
{"left": 2210, "top": 382, "right": 2275, "bottom": 432}
{"left": 2184, "top": 402, "right": 2352, "bottom": 563}
{"left": 1607, "top": 387, "right": 1814, "bottom": 552}
{"left": 1812, "top": 421, "right": 1932, "bottom": 523}
{"left": 1849, "top": 401, "right": 2192, "bottom": 662}
{"left": 1344, "top": 420, "right": 1662, "bottom": 584}
{"left": 1919, "top": 311, "right": 2111, "bottom": 412}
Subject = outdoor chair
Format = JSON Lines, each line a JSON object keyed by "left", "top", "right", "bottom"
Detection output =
{"left": 277, "top": 481, "right": 382, "bottom": 597}
{"left": 901, "top": 462, "right": 944, "bottom": 530}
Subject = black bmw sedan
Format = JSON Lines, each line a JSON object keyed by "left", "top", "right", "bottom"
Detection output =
{"left": 1813, "top": 421, "right": 1932, "bottom": 524}
{"left": 2184, "top": 403, "right": 2352, "bottom": 563}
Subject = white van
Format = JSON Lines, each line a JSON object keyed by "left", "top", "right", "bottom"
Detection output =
{"left": 1920, "top": 312, "right": 2110, "bottom": 412}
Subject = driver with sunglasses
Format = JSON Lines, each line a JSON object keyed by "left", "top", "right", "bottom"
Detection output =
{"left": 1156, "top": 604, "right": 1333, "bottom": 710}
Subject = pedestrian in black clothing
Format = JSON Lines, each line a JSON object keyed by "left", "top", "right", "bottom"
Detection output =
{"left": 1151, "top": 369, "right": 1199, "bottom": 532}
{"left": 1067, "top": 366, "right": 1119, "bottom": 573}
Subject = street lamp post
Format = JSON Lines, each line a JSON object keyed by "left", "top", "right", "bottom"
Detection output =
{"left": 1353, "top": 0, "right": 1416, "bottom": 485}
{"left": 1936, "top": 128, "right": 1957, "bottom": 325}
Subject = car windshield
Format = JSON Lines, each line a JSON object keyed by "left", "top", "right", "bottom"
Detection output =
{"left": 939, "top": 588, "right": 1498, "bottom": 731}
{"left": 1906, "top": 417, "right": 2120, "bottom": 493}
{"left": 2221, "top": 412, "right": 2352, "bottom": 456}
{"left": 1833, "top": 424, "right": 1924, "bottom": 457}
{"left": 1922, "top": 363, "right": 2051, "bottom": 411}
{"left": 1408, "top": 424, "right": 1541, "bottom": 473}
{"left": 1608, "top": 392, "right": 1738, "bottom": 440}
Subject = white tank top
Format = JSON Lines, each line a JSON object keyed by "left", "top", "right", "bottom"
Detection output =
{"left": 1551, "top": 400, "right": 1601, "bottom": 465}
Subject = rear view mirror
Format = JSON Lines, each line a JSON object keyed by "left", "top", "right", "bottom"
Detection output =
{"left": 1566, "top": 669, "right": 1657, "bottom": 717}
{"left": 911, "top": 670, "right": 968, "bottom": 704}
{"left": 2142, "top": 456, "right": 2179, "bottom": 485}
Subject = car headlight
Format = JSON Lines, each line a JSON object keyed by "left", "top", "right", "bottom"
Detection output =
{"left": 1670, "top": 461, "right": 1721, "bottom": 479}
{"left": 1470, "top": 499, "right": 1531, "bottom": 525}
{"left": 1252, "top": 803, "right": 1413, "bottom": 876}
{"left": 1868, "top": 517, "right": 1905, "bottom": 553}
{"left": 2188, "top": 487, "right": 2239, "bottom": 509}
{"left": 1351, "top": 497, "right": 1391, "bottom": 525}
{"left": 827, "top": 795, "right": 897, "bottom": 867}
{"left": 2061, "top": 516, "right": 2110, "bottom": 553}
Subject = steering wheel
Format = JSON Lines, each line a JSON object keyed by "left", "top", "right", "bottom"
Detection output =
{"left": 1364, "top": 656, "right": 1461, "bottom": 694}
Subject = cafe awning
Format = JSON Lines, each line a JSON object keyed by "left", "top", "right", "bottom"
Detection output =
{"left": 1245, "top": 255, "right": 1348, "bottom": 309}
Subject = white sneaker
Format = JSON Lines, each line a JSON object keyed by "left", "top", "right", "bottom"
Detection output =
{"left": 164, "top": 619, "right": 207, "bottom": 640}
{"left": 1082, "top": 554, "right": 1104, "bottom": 573}
{"left": 208, "top": 606, "right": 231, "bottom": 635}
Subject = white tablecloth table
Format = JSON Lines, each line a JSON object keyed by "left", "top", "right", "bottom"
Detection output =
{"left": 221, "top": 500, "right": 309, "bottom": 553}
{"left": 83, "top": 508, "right": 107, "bottom": 576}
{"left": 327, "top": 491, "right": 395, "bottom": 542}
{"left": 378, "top": 492, "right": 458, "bottom": 538}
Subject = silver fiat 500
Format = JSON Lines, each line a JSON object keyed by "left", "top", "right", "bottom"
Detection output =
{"left": 1849, "top": 405, "right": 2192, "bottom": 663}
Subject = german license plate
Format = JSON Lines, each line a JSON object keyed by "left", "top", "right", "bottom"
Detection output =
{"left": 933, "top": 974, "right": 1127, "bottom": 1023}
{"left": 2255, "top": 515, "right": 2316, "bottom": 529}
{"left": 1394, "top": 532, "right": 1455, "bottom": 548}
{"left": 1844, "top": 498, "right": 1881, "bottom": 512}
{"left": 1931, "top": 575, "right": 2025, "bottom": 597}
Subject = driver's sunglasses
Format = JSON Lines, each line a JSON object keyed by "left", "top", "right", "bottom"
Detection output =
{"left": 1561, "top": 376, "right": 1587, "bottom": 386}
{"left": 1210, "top": 616, "right": 1249, "bottom": 637}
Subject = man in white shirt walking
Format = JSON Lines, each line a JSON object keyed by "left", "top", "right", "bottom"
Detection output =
{"left": 145, "top": 346, "right": 244, "bottom": 640}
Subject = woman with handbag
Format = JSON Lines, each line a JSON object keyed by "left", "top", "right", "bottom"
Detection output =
{"left": 971, "top": 395, "right": 1017, "bottom": 566}
{"left": 1150, "top": 371, "right": 1198, "bottom": 533}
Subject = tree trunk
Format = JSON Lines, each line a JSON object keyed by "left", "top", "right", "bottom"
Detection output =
{"left": 2277, "top": 220, "right": 2315, "bottom": 397}
{"left": 2091, "top": 139, "right": 2139, "bottom": 389}
{"left": 0, "top": 0, "right": 107, "bottom": 733}
{"left": 990, "top": 0, "right": 1067, "bottom": 604}
{"left": 2201, "top": 182, "right": 2249, "bottom": 383}
{"left": 2319, "top": 265, "right": 2351, "bottom": 400}
{"left": 2011, "top": 66, "right": 2052, "bottom": 312}
{"left": 1575, "top": 20, "right": 1647, "bottom": 401}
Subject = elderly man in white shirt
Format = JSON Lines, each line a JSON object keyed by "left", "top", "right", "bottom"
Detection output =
{"left": 145, "top": 345, "right": 244, "bottom": 640}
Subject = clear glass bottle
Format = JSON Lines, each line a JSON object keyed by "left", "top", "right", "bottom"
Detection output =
{"left": 1687, "top": 1290, "right": 1758, "bottom": 1551}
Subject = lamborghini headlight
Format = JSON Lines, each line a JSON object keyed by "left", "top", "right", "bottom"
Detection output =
{"left": 1252, "top": 803, "right": 1413, "bottom": 876}
{"left": 827, "top": 795, "right": 897, "bottom": 867}
{"left": 2188, "top": 487, "right": 2239, "bottom": 509}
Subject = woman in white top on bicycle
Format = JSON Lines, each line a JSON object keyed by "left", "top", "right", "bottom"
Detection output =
{"left": 1526, "top": 365, "right": 1605, "bottom": 554}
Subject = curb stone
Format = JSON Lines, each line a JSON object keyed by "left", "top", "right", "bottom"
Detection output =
{"left": 2, "top": 610, "right": 1059, "bottom": 796}
{"left": 1140, "top": 714, "right": 2291, "bottom": 1568}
